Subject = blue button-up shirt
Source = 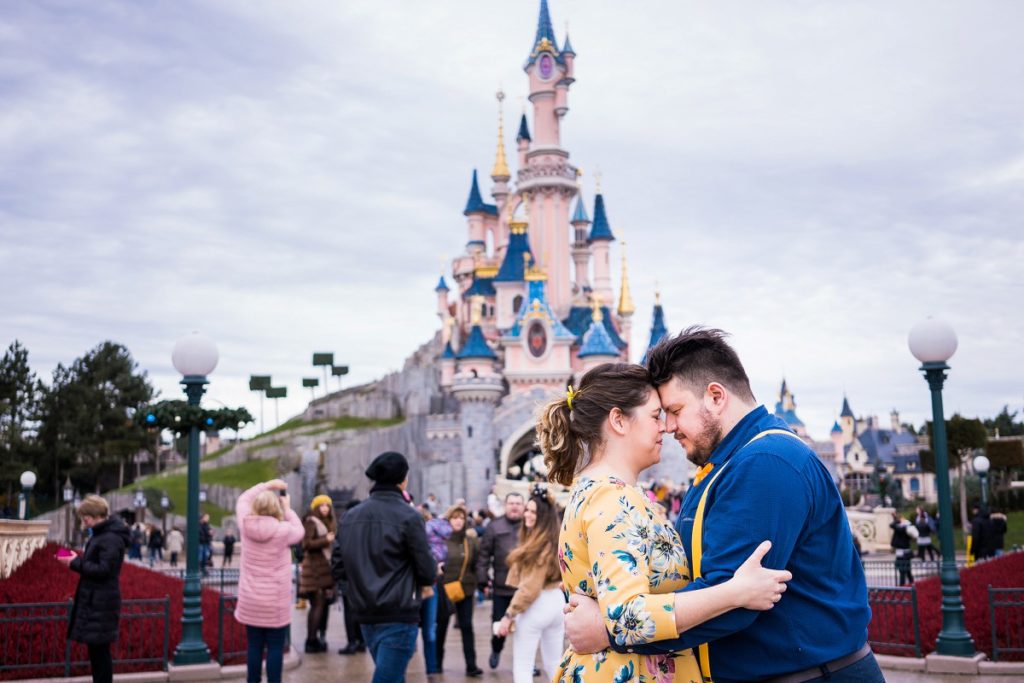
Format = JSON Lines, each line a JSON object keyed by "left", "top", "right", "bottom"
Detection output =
{"left": 618, "top": 406, "right": 870, "bottom": 682}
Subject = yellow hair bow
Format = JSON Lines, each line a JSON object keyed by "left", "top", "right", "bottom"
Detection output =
{"left": 566, "top": 385, "right": 577, "bottom": 410}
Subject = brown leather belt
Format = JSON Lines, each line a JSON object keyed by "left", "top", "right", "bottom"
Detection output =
{"left": 761, "top": 644, "right": 872, "bottom": 683}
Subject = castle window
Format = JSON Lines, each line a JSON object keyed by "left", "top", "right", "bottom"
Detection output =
{"left": 467, "top": 426, "right": 473, "bottom": 438}
{"left": 513, "top": 295, "right": 523, "bottom": 315}
{"left": 910, "top": 477, "right": 920, "bottom": 493}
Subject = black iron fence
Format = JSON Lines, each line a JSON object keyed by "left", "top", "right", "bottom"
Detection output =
{"left": 0, "top": 597, "right": 170, "bottom": 678}
{"left": 867, "top": 587, "right": 922, "bottom": 657}
{"left": 151, "top": 566, "right": 241, "bottom": 593}
{"left": 989, "top": 587, "right": 1024, "bottom": 662}
{"left": 860, "top": 559, "right": 967, "bottom": 587}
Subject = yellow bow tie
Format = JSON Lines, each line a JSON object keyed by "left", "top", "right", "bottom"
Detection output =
{"left": 693, "top": 462, "right": 715, "bottom": 486}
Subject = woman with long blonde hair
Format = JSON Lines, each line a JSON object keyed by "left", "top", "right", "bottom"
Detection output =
{"left": 495, "top": 487, "right": 564, "bottom": 683}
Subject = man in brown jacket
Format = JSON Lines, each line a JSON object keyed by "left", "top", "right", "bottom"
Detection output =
{"left": 475, "top": 492, "right": 524, "bottom": 669}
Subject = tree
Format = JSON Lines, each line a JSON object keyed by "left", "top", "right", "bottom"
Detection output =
{"left": 36, "top": 342, "right": 154, "bottom": 495}
{"left": 925, "top": 414, "right": 988, "bottom": 533}
{"left": 984, "top": 405, "right": 1024, "bottom": 437}
{"left": 0, "top": 341, "right": 40, "bottom": 505}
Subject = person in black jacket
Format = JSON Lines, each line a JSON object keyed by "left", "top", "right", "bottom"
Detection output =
{"left": 57, "top": 495, "right": 130, "bottom": 683}
{"left": 331, "top": 452, "right": 435, "bottom": 683}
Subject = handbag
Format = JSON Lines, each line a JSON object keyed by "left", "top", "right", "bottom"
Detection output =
{"left": 443, "top": 538, "right": 470, "bottom": 603}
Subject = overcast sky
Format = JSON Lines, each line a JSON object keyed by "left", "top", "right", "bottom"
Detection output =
{"left": 2, "top": 0, "right": 1021, "bottom": 440}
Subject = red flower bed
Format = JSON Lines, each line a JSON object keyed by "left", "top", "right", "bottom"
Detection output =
{"left": 869, "top": 552, "right": 1024, "bottom": 660}
{"left": 0, "top": 544, "right": 246, "bottom": 680}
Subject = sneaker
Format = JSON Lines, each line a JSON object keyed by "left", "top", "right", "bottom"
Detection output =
{"left": 489, "top": 651, "right": 500, "bottom": 669}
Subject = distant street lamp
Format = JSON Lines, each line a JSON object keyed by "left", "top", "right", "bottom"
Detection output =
{"left": 62, "top": 477, "right": 74, "bottom": 545}
{"left": 161, "top": 493, "right": 171, "bottom": 537}
{"left": 909, "top": 317, "right": 974, "bottom": 656}
{"left": 973, "top": 455, "right": 990, "bottom": 508}
{"left": 171, "top": 331, "right": 217, "bottom": 666}
{"left": 18, "top": 471, "right": 36, "bottom": 520}
{"left": 134, "top": 488, "right": 147, "bottom": 526}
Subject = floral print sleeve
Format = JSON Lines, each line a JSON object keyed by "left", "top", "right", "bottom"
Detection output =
{"left": 584, "top": 480, "right": 679, "bottom": 647}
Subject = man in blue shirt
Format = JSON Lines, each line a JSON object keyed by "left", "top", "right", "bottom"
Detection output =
{"left": 565, "top": 327, "right": 883, "bottom": 683}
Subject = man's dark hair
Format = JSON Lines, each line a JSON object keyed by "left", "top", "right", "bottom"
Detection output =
{"left": 505, "top": 492, "right": 524, "bottom": 503}
{"left": 644, "top": 326, "right": 755, "bottom": 402}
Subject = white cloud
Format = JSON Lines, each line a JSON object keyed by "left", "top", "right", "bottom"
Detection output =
{"left": 1, "top": 0, "right": 1021, "bottom": 438}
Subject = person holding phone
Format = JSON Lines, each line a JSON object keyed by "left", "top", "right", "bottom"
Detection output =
{"left": 56, "top": 495, "right": 130, "bottom": 683}
{"left": 235, "top": 479, "right": 305, "bottom": 683}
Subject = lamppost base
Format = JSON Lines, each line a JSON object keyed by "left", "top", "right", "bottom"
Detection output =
{"left": 172, "top": 642, "right": 211, "bottom": 666}
{"left": 934, "top": 632, "right": 976, "bottom": 658}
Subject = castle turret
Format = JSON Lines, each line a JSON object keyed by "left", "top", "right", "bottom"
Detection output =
{"left": 840, "top": 395, "right": 855, "bottom": 443}
{"left": 570, "top": 192, "right": 591, "bottom": 293}
{"left": 588, "top": 192, "right": 615, "bottom": 305}
{"left": 641, "top": 289, "right": 668, "bottom": 364}
{"left": 492, "top": 220, "right": 534, "bottom": 329}
{"left": 464, "top": 170, "right": 497, "bottom": 257}
{"left": 831, "top": 420, "right": 845, "bottom": 466}
{"left": 520, "top": 0, "right": 576, "bottom": 313}
{"left": 491, "top": 91, "right": 511, "bottom": 255}
{"left": 516, "top": 113, "right": 531, "bottom": 168}
{"left": 439, "top": 340, "right": 456, "bottom": 389}
{"left": 435, "top": 275, "right": 450, "bottom": 319}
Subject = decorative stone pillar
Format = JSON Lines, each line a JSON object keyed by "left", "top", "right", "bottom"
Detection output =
{"left": 0, "top": 519, "right": 52, "bottom": 579}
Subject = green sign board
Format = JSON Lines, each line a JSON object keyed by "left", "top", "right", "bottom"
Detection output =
{"left": 312, "top": 353, "right": 334, "bottom": 366}
{"left": 302, "top": 378, "right": 319, "bottom": 388}
{"left": 331, "top": 365, "right": 349, "bottom": 376}
{"left": 249, "top": 375, "right": 271, "bottom": 391}
{"left": 266, "top": 386, "right": 287, "bottom": 399}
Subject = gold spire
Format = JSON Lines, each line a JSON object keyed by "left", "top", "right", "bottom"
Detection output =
{"left": 591, "top": 295, "right": 603, "bottom": 322}
{"left": 470, "top": 295, "right": 484, "bottom": 324}
{"left": 491, "top": 89, "right": 510, "bottom": 179}
{"left": 618, "top": 239, "right": 636, "bottom": 316}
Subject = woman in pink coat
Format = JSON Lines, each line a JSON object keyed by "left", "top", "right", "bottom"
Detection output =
{"left": 235, "top": 479, "right": 305, "bottom": 683}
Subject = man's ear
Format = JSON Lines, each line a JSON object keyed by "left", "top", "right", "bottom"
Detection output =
{"left": 704, "top": 382, "right": 728, "bottom": 414}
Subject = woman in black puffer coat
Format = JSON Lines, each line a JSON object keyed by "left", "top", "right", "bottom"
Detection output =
{"left": 57, "top": 495, "right": 130, "bottom": 683}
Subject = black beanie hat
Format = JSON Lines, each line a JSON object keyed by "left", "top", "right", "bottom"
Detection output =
{"left": 365, "top": 451, "right": 409, "bottom": 486}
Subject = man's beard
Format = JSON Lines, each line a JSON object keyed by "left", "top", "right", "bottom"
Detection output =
{"left": 678, "top": 408, "right": 723, "bottom": 467}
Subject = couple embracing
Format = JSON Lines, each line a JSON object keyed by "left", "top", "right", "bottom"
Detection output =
{"left": 535, "top": 327, "right": 883, "bottom": 683}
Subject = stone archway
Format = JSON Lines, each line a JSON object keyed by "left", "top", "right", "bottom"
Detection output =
{"left": 500, "top": 420, "right": 543, "bottom": 480}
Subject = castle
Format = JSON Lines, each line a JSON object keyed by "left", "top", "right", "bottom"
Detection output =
{"left": 306, "top": 0, "right": 686, "bottom": 508}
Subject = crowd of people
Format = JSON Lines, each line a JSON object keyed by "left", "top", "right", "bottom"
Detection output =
{"left": 58, "top": 327, "right": 1024, "bottom": 683}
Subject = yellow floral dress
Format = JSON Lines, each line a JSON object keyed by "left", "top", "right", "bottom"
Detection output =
{"left": 554, "top": 475, "right": 701, "bottom": 683}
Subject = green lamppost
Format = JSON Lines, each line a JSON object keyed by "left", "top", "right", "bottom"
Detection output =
{"left": 171, "top": 331, "right": 218, "bottom": 665}
{"left": 908, "top": 317, "right": 974, "bottom": 656}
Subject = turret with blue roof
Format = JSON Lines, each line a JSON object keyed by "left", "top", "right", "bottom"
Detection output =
{"left": 494, "top": 222, "right": 535, "bottom": 282}
{"left": 457, "top": 324, "right": 497, "bottom": 360}
{"left": 571, "top": 195, "right": 590, "bottom": 225}
{"left": 463, "top": 169, "right": 498, "bottom": 217}
{"left": 435, "top": 275, "right": 449, "bottom": 292}
{"left": 578, "top": 304, "right": 619, "bottom": 359}
{"left": 525, "top": 0, "right": 559, "bottom": 66}
{"left": 589, "top": 193, "right": 615, "bottom": 242}
{"left": 640, "top": 291, "right": 668, "bottom": 365}
{"left": 840, "top": 396, "right": 854, "bottom": 418}
{"left": 562, "top": 302, "right": 628, "bottom": 350}
{"left": 831, "top": 420, "right": 843, "bottom": 435}
{"left": 441, "top": 340, "right": 456, "bottom": 360}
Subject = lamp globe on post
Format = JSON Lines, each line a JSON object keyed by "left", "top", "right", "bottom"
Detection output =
{"left": 18, "top": 470, "right": 36, "bottom": 520}
{"left": 171, "top": 331, "right": 217, "bottom": 665}
{"left": 908, "top": 316, "right": 975, "bottom": 657}
{"left": 63, "top": 477, "right": 74, "bottom": 546}
{"left": 973, "top": 454, "right": 990, "bottom": 508}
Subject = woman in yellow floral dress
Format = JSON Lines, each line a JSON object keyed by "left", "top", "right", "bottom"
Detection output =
{"left": 536, "top": 364, "right": 790, "bottom": 683}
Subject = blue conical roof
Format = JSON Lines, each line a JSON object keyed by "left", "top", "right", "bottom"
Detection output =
{"left": 641, "top": 303, "right": 668, "bottom": 365}
{"left": 526, "top": 0, "right": 559, "bottom": 63}
{"left": 494, "top": 228, "right": 535, "bottom": 282}
{"left": 831, "top": 420, "right": 843, "bottom": 434}
{"left": 562, "top": 32, "right": 575, "bottom": 56}
{"left": 517, "top": 114, "right": 531, "bottom": 142}
{"left": 435, "top": 276, "right": 449, "bottom": 292}
{"left": 578, "top": 318, "right": 619, "bottom": 358}
{"left": 457, "top": 325, "right": 497, "bottom": 360}
{"left": 441, "top": 341, "right": 456, "bottom": 360}
{"left": 840, "top": 396, "right": 854, "bottom": 418}
{"left": 588, "top": 193, "right": 614, "bottom": 242}
{"left": 463, "top": 170, "right": 498, "bottom": 216}
{"left": 571, "top": 195, "right": 590, "bottom": 224}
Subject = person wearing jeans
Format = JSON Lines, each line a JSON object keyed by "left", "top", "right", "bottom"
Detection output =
{"left": 234, "top": 480, "right": 305, "bottom": 683}
{"left": 331, "top": 452, "right": 437, "bottom": 683}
